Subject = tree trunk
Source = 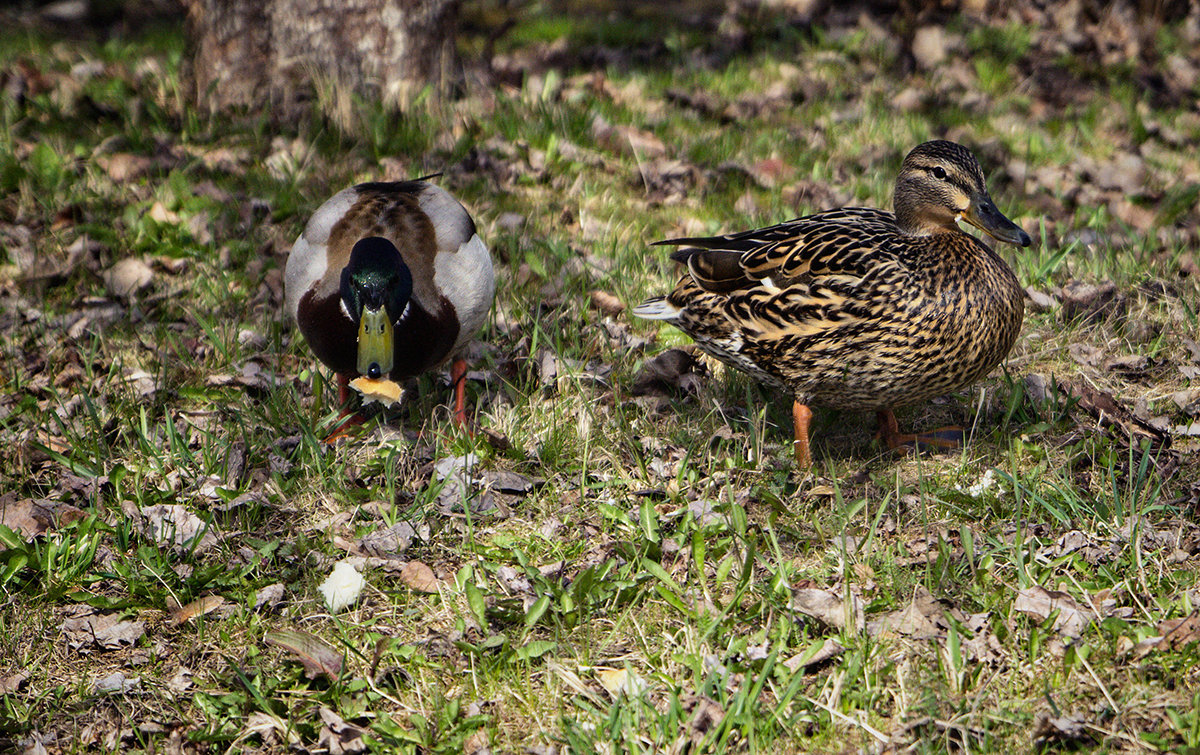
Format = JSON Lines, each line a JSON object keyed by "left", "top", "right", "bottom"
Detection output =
{"left": 183, "top": 0, "right": 460, "bottom": 120}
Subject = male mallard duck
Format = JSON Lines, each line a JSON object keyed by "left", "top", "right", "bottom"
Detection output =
{"left": 634, "top": 140, "right": 1031, "bottom": 467}
{"left": 285, "top": 179, "right": 495, "bottom": 429}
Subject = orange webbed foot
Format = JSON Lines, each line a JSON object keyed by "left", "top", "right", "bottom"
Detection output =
{"left": 875, "top": 410, "right": 965, "bottom": 455}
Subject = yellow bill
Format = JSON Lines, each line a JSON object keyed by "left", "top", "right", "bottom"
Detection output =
{"left": 356, "top": 306, "right": 394, "bottom": 379}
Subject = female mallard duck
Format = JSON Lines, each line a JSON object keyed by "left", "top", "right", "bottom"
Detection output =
{"left": 285, "top": 179, "right": 495, "bottom": 429}
{"left": 634, "top": 140, "right": 1031, "bottom": 467}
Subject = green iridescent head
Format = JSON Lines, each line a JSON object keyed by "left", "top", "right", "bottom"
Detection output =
{"left": 339, "top": 237, "right": 413, "bottom": 379}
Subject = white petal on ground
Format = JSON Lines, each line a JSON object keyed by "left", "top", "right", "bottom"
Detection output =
{"left": 319, "top": 561, "right": 365, "bottom": 612}
{"left": 956, "top": 468, "right": 999, "bottom": 497}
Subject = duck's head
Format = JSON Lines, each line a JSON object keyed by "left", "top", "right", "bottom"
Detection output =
{"left": 340, "top": 237, "right": 413, "bottom": 379}
{"left": 893, "top": 140, "right": 1032, "bottom": 248}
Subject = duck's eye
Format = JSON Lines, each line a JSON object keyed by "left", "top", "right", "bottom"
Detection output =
{"left": 931, "top": 166, "right": 947, "bottom": 180}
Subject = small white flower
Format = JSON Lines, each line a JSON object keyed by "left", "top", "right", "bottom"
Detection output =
{"left": 319, "top": 561, "right": 365, "bottom": 612}
{"left": 956, "top": 468, "right": 999, "bottom": 497}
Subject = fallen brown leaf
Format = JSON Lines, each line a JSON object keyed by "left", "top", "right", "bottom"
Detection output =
{"left": 1181, "top": 338, "right": 1200, "bottom": 364}
{"left": 494, "top": 211, "right": 525, "bottom": 232}
{"left": 1159, "top": 610, "right": 1200, "bottom": 651}
{"left": 1122, "top": 317, "right": 1159, "bottom": 344}
{"left": 1013, "top": 585, "right": 1094, "bottom": 638}
{"left": 96, "top": 153, "right": 155, "bottom": 182}
{"left": 960, "top": 621, "right": 1006, "bottom": 665}
{"left": 102, "top": 257, "right": 154, "bottom": 299}
{"left": 1059, "top": 280, "right": 1123, "bottom": 324}
{"left": 0, "top": 670, "right": 30, "bottom": 694}
{"left": 867, "top": 601, "right": 942, "bottom": 639}
{"left": 317, "top": 707, "right": 368, "bottom": 755}
{"left": 912, "top": 25, "right": 949, "bottom": 69}
{"left": 631, "top": 348, "right": 706, "bottom": 398}
{"left": 791, "top": 587, "right": 864, "bottom": 632}
{"left": 168, "top": 595, "right": 225, "bottom": 626}
{"left": 665, "top": 88, "right": 733, "bottom": 123}
{"left": 254, "top": 583, "right": 285, "bottom": 612}
{"left": 1173, "top": 389, "right": 1200, "bottom": 416}
{"left": 638, "top": 158, "right": 703, "bottom": 204}
{"left": 1039, "top": 529, "right": 1109, "bottom": 564}
{"left": 62, "top": 608, "right": 146, "bottom": 650}
{"left": 1175, "top": 421, "right": 1200, "bottom": 436}
{"left": 1179, "top": 252, "right": 1199, "bottom": 278}
{"left": 358, "top": 522, "right": 417, "bottom": 558}
{"left": 1024, "top": 286, "right": 1058, "bottom": 312}
{"left": 1057, "top": 378, "right": 1170, "bottom": 448}
{"left": 242, "top": 711, "right": 301, "bottom": 747}
{"left": 535, "top": 348, "right": 559, "bottom": 390}
{"left": 167, "top": 667, "right": 194, "bottom": 695}
{"left": 1068, "top": 342, "right": 1103, "bottom": 367}
{"left": 399, "top": 561, "right": 441, "bottom": 593}
{"left": 0, "top": 494, "right": 85, "bottom": 542}
{"left": 682, "top": 695, "right": 726, "bottom": 747}
{"left": 589, "top": 289, "right": 625, "bottom": 315}
{"left": 591, "top": 114, "right": 667, "bottom": 159}
{"left": 1032, "top": 712, "right": 1095, "bottom": 747}
{"left": 1023, "top": 373, "right": 1051, "bottom": 404}
{"left": 139, "top": 504, "right": 220, "bottom": 552}
{"left": 432, "top": 453, "right": 505, "bottom": 516}
{"left": 265, "top": 630, "right": 344, "bottom": 680}
{"left": 93, "top": 671, "right": 140, "bottom": 694}
{"left": 1103, "top": 354, "right": 1149, "bottom": 377}
{"left": 463, "top": 729, "right": 490, "bottom": 755}
{"left": 147, "top": 201, "right": 180, "bottom": 224}
{"left": 782, "top": 638, "right": 845, "bottom": 672}
{"left": 747, "top": 156, "right": 794, "bottom": 188}
{"left": 482, "top": 469, "right": 542, "bottom": 495}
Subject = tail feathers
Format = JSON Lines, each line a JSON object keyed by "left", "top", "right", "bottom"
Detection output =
{"left": 632, "top": 297, "right": 682, "bottom": 320}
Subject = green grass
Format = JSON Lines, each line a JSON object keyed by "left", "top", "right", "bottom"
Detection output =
{"left": 2, "top": 4, "right": 1200, "bottom": 753}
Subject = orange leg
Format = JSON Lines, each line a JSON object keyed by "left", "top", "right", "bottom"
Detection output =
{"left": 792, "top": 401, "right": 813, "bottom": 468}
{"left": 450, "top": 357, "right": 470, "bottom": 429}
{"left": 323, "top": 373, "right": 365, "bottom": 443}
{"left": 337, "top": 373, "right": 353, "bottom": 413}
{"left": 876, "top": 409, "right": 900, "bottom": 445}
{"left": 875, "top": 409, "right": 965, "bottom": 454}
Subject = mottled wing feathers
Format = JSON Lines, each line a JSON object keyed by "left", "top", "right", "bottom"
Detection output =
{"left": 645, "top": 208, "right": 922, "bottom": 395}
{"left": 659, "top": 208, "right": 903, "bottom": 294}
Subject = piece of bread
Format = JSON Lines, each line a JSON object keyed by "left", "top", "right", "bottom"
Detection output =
{"left": 348, "top": 377, "right": 405, "bottom": 407}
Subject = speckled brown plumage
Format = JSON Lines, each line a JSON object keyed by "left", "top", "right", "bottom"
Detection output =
{"left": 634, "top": 141, "right": 1032, "bottom": 465}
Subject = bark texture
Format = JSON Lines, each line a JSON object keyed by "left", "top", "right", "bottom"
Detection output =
{"left": 183, "top": 0, "right": 460, "bottom": 118}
